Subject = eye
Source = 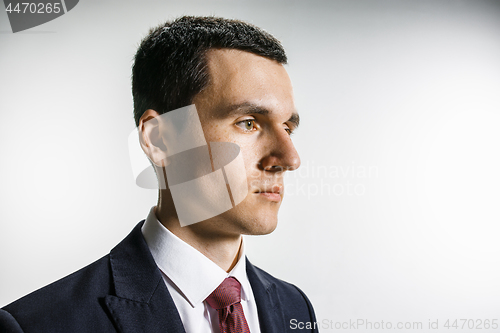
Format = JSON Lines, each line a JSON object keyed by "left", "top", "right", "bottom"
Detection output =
{"left": 236, "top": 119, "right": 256, "bottom": 132}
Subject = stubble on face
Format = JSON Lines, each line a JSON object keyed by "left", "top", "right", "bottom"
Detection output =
{"left": 190, "top": 49, "right": 300, "bottom": 237}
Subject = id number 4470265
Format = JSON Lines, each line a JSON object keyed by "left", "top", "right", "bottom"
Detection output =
{"left": 5, "top": 2, "right": 62, "bottom": 14}
{"left": 444, "top": 319, "right": 498, "bottom": 330}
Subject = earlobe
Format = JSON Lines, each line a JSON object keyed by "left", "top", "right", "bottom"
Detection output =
{"left": 138, "top": 109, "right": 168, "bottom": 167}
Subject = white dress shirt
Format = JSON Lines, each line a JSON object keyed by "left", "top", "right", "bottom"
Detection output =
{"left": 141, "top": 207, "right": 261, "bottom": 333}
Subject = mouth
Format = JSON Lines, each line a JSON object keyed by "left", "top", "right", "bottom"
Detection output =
{"left": 253, "top": 185, "right": 283, "bottom": 202}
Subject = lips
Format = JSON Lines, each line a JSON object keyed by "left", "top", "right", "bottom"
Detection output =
{"left": 258, "top": 192, "right": 281, "bottom": 202}
{"left": 253, "top": 184, "right": 283, "bottom": 194}
{"left": 253, "top": 184, "right": 283, "bottom": 202}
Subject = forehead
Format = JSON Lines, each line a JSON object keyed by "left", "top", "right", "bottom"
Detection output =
{"left": 194, "top": 49, "right": 296, "bottom": 120}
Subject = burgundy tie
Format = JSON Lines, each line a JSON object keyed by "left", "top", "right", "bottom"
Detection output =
{"left": 205, "top": 277, "right": 251, "bottom": 333}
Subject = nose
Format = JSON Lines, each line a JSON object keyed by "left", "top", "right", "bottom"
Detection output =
{"left": 260, "top": 126, "right": 301, "bottom": 173}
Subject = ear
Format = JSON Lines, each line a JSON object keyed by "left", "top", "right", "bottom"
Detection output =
{"left": 138, "top": 109, "right": 168, "bottom": 167}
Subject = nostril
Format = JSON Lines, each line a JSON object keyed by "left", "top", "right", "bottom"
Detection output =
{"left": 264, "top": 165, "right": 285, "bottom": 173}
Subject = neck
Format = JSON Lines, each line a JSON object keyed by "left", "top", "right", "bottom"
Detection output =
{"left": 156, "top": 190, "right": 242, "bottom": 272}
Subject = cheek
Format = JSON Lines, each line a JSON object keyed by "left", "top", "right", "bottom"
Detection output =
{"left": 239, "top": 143, "right": 262, "bottom": 176}
{"left": 202, "top": 124, "right": 227, "bottom": 142}
{"left": 200, "top": 122, "right": 262, "bottom": 177}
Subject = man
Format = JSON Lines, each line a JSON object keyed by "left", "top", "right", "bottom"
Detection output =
{"left": 0, "top": 16, "right": 318, "bottom": 333}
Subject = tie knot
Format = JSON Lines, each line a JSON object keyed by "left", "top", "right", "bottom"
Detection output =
{"left": 205, "top": 277, "right": 242, "bottom": 310}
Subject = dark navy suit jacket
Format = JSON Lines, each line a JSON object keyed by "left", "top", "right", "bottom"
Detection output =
{"left": 1, "top": 222, "right": 318, "bottom": 332}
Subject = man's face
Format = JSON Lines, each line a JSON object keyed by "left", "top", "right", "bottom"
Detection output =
{"left": 190, "top": 49, "right": 301, "bottom": 236}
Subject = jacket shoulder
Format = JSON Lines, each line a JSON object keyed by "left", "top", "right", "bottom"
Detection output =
{"left": 248, "top": 262, "right": 318, "bottom": 331}
{"left": 1, "top": 255, "right": 115, "bottom": 332}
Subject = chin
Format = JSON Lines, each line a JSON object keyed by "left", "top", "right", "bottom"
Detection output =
{"left": 236, "top": 194, "right": 282, "bottom": 235}
{"left": 245, "top": 216, "right": 278, "bottom": 235}
{"left": 200, "top": 192, "right": 282, "bottom": 236}
{"left": 236, "top": 207, "right": 280, "bottom": 235}
{"left": 213, "top": 205, "right": 278, "bottom": 236}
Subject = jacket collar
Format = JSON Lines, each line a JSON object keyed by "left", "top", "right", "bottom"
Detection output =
{"left": 104, "top": 221, "right": 286, "bottom": 333}
{"left": 246, "top": 258, "right": 287, "bottom": 333}
{"left": 104, "top": 221, "right": 185, "bottom": 333}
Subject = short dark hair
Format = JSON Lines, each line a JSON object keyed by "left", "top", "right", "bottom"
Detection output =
{"left": 132, "top": 16, "right": 287, "bottom": 127}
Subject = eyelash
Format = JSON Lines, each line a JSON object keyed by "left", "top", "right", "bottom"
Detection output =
{"left": 236, "top": 119, "right": 257, "bottom": 132}
{"left": 235, "top": 119, "right": 294, "bottom": 136}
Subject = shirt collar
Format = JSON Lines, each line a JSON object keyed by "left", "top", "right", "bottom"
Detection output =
{"left": 141, "top": 206, "right": 250, "bottom": 307}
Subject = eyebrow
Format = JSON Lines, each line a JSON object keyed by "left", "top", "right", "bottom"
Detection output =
{"left": 223, "top": 102, "right": 300, "bottom": 129}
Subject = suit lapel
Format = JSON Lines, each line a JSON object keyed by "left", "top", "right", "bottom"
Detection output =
{"left": 246, "top": 258, "right": 287, "bottom": 333}
{"left": 104, "top": 222, "right": 185, "bottom": 333}
{"left": 103, "top": 223, "right": 288, "bottom": 333}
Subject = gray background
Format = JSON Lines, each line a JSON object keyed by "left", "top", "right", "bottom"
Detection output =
{"left": 1, "top": 0, "right": 499, "bottom": 331}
